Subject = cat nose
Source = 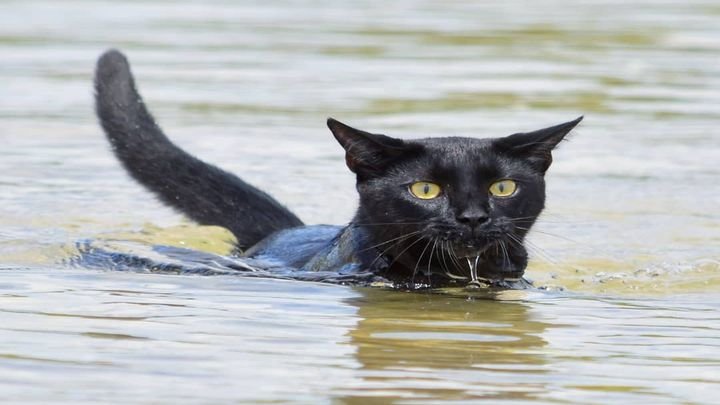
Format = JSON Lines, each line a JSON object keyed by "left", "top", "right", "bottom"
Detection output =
{"left": 456, "top": 209, "right": 489, "bottom": 228}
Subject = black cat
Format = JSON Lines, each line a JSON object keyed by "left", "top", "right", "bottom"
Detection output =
{"left": 94, "top": 50, "right": 582, "bottom": 289}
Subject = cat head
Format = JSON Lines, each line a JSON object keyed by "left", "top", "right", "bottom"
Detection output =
{"left": 327, "top": 117, "right": 582, "bottom": 283}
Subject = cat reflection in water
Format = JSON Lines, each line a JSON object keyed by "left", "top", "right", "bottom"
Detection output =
{"left": 94, "top": 50, "right": 582, "bottom": 289}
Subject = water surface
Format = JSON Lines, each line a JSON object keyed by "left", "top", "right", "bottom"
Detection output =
{"left": 0, "top": 0, "right": 719, "bottom": 402}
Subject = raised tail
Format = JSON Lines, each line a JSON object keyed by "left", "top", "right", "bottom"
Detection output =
{"left": 94, "top": 49, "right": 303, "bottom": 250}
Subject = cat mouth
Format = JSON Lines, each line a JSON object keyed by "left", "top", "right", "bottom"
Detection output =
{"left": 448, "top": 230, "right": 509, "bottom": 259}
{"left": 445, "top": 240, "right": 525, "bottom": 282}
{"left": 451, "top": 242, "right": 492, "bottom": 258}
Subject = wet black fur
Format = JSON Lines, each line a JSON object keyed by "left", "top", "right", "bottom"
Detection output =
{"left": 95, "top": 49, "right": 582, "bottom": 288}
{"left": 95, "top": 50, "right": 302, "bottom": 251}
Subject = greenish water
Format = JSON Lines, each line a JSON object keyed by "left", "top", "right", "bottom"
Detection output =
{"left": 0, "top": 0, "right": 719, "bottom": 403}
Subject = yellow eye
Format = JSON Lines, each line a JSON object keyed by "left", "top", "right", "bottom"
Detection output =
{"left": 409, "top": 181, "right": 442, "bottom": 199}
{"left": 489, "top": 180, "right": 517, "bottom": 197}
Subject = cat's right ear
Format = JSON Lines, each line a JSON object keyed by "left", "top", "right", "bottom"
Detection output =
{"left": 327, "top": 118, "right": 416, "bottom": 178}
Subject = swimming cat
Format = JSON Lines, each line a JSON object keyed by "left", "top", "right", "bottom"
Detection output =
{"left": 94, "top": 49, "right": 582, "bottom": 289}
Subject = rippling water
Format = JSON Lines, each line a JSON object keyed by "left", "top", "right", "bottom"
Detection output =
{"left": 1, "top": 0, "right": 719, "bottom": 402}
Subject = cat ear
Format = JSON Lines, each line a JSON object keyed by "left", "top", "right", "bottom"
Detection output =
{"left": 495, "top": 116, "right": 583, "bottom": 173}
{"left": 327, "top": 118, "right": 416, "bottom": 178}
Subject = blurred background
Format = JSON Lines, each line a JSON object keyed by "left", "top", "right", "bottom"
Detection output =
{"left": 0, "top": 1, "right": 719, "bottom": 402}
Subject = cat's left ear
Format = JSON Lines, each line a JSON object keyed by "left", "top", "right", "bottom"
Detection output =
{"left": 327, "top": 118, "right": 418, "bottom": 179}
{"left": 494, "top": 116, "right": 583, "bottom": 173}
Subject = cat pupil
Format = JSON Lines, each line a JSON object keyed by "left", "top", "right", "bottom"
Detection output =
{"left": 498, "top": 183, "right": 505, "bottom": 192}
{"left": 423, "top": 184, "right": 430, "bottom": 194}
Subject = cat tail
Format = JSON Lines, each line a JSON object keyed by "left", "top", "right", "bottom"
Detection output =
{"left": 94, "top": 49, "right": 303, "bottom": 251}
